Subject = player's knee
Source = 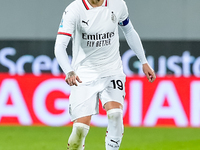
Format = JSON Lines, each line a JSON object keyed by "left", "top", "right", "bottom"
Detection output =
{"left": 75, "top": 126, "right": 87, "bottom": 138}
{"left": 107, "top": 109, "right": 123, "bottom": 126}
{"left": 107, "top": 109, "right": 123, "bottom": 120}
{"left": 68, "top": 123, "right": 89, "bottom": 149}
{"left": 73, "top": 122, "right": 89, "bottom": 138}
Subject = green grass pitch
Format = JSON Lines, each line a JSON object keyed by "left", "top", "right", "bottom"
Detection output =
{"left": 0, "top": 126, "right": 200, "bottom": 150}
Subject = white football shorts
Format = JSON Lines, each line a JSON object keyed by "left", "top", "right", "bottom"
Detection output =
{"left": 69, "top": 74, "right": 126, "bottom": 121}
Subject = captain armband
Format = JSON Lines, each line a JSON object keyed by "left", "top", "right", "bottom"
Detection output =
{"left": 118, "top": 17, "right": 130, "bottom": 26}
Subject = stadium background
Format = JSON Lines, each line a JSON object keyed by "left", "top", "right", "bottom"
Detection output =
{"left": 0, "top": 0, "right": 200, "bottom": 127}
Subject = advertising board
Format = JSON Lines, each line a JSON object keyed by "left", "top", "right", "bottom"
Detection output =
{"left": 0, "top": 40, "right": 200, "bottom": 126}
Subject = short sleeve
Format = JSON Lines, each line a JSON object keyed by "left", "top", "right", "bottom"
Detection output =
{"left": 58, "top": 3, "right": 77, "bottom": 37}
{"left": 118, "top": 0, "right": 129, "bottom": 26}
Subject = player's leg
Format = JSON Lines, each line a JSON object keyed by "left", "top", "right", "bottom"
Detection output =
{"left": 67, "top": 82, "right": 100, "bottom": 150}
{"left": 67, "top": 116, "right": 91, "bottom": 150}
{"left": 104, "top": 102, "right": 124, "bottom": 150}
{"left": 100, "top": 75, "right": 126, "bottom": 150}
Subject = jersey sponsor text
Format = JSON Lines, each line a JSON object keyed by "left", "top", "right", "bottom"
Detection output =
{"left": 82, "top": 32, "right": 114, "bottom": 47}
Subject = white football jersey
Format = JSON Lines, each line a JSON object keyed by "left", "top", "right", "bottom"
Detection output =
{"left": 58, "top": 0, "right": 129, "bottom": 82}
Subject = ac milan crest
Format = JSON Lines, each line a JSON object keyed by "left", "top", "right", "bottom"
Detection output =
{"left": 111, "top": 11, "right": 117, "bottom": 23}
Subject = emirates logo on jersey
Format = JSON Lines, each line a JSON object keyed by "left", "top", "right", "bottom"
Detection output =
{"left": 82, "top": 32, "right": 114, "bottom": 40}
{"left": 111, "top": 11, "right": 117, "bottom": 23}
{"left": 82, "top": 32, "right": 115, "bottom": 47}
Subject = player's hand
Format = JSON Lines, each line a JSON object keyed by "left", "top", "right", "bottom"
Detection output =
{"left": 65, "top": 71, "right": 82, "bottom": 86}
{"left": 142, "top": 63, "right": 156, "bottom": 83}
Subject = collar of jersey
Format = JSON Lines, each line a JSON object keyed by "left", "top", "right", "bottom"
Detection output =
{"left": 82, "top": 0, "right": 107, "bottom": 10}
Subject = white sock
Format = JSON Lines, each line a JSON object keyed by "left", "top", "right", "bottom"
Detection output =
{"left": 105, "top": 109, "right": 124, "bottom": 150}
{"left": 67, "top": 123, "right": 90, "bottom": 150}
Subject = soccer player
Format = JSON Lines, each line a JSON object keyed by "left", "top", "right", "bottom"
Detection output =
{"left": 54, "top": 0, "right": 156, "bottom": 149}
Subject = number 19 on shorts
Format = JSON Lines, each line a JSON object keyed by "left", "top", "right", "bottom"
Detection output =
{"left": 111, "top": 80, "right": 123, "bottom": 90}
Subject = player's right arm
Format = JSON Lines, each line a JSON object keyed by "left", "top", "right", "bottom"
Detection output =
{"left": 54, "top": 3, "right": 82, "bottom": 86}
{"left": 54, "top": 35, "right": 82, "bottom": 86}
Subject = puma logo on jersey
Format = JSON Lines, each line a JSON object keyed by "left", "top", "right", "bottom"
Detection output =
{"left": 82, "top": 20, "right": 89, "bottom": 26}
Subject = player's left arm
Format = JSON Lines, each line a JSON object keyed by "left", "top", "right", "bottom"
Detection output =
{"left": 118, "top": 0, "right": 156, "bottom": 82}
{"left": 119, "top": 19, "right": 156, "bottom": 83}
